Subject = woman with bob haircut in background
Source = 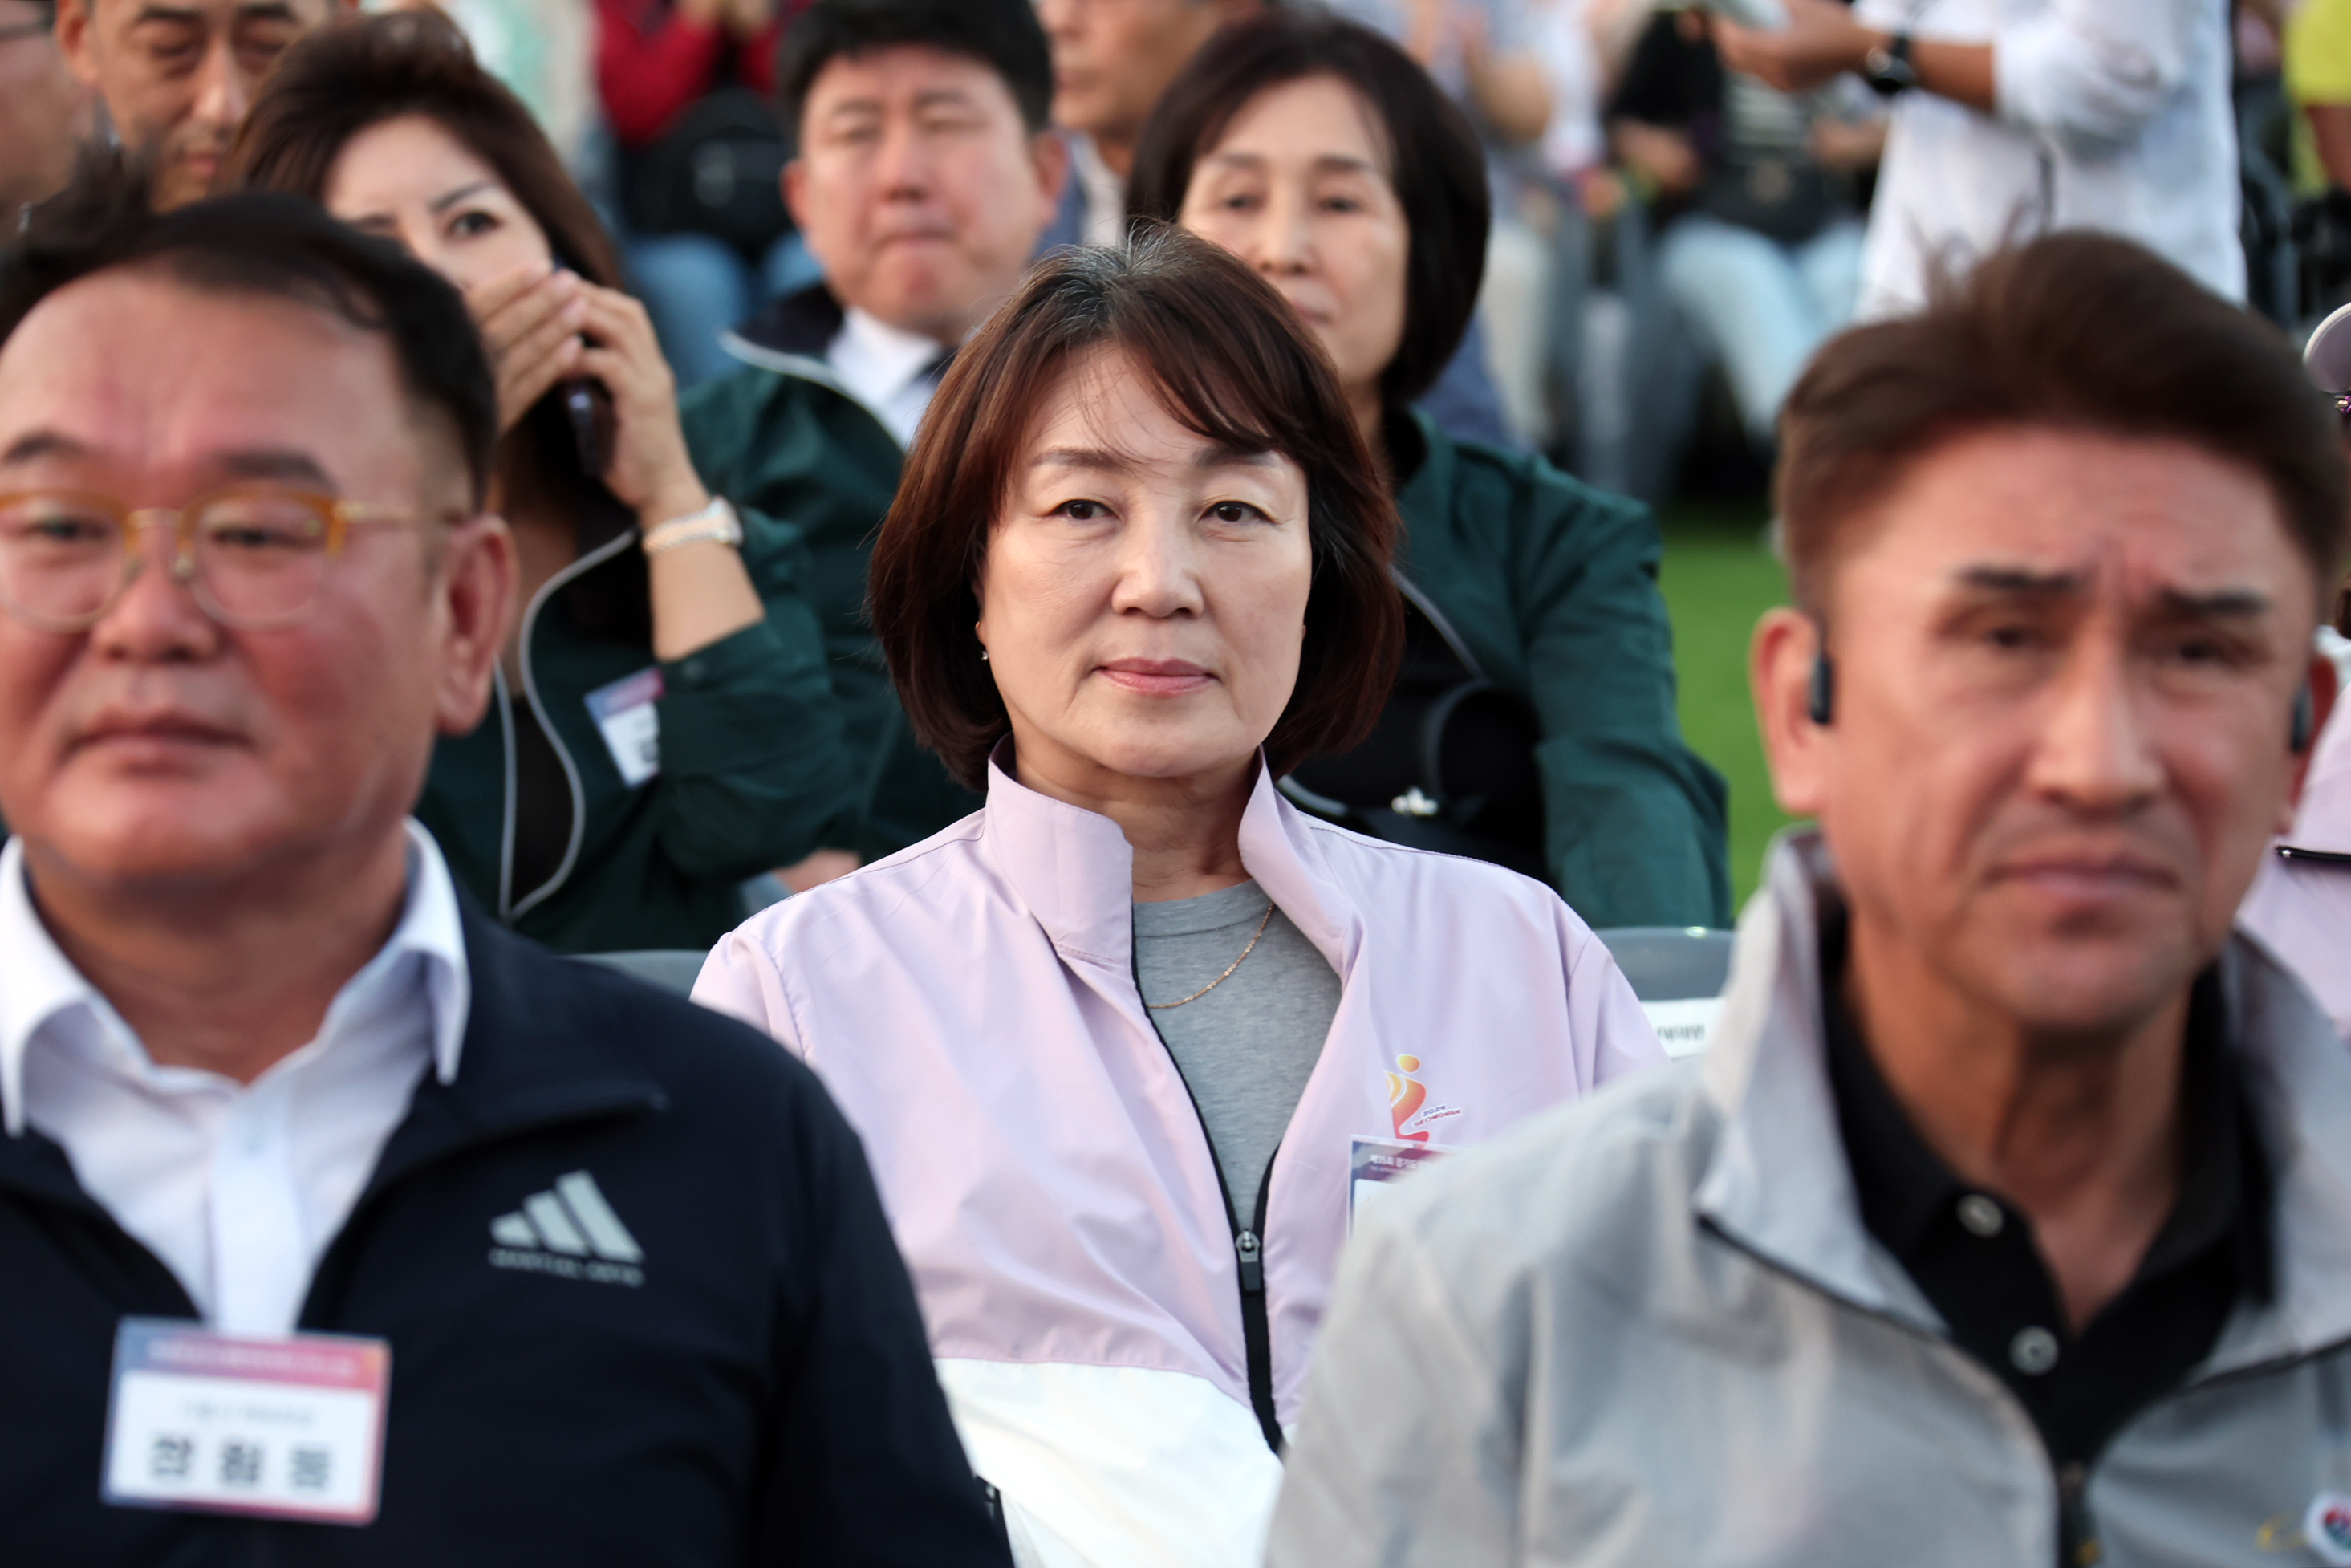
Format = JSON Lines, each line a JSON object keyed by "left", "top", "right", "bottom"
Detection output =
{"left": 1129, "top": 12, "right": 1731, "bottom": 932}
{"left": 226, "top": 10, "right": 853, "bottom": 954}
{"left": 694, "top": 226, "right": 1663, "bottom": 1568}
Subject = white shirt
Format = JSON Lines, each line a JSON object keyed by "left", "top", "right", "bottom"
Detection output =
{"left": 1070, "top": 132, "right": 1128, "bottom": 250}
{"left": 0, "top": 823, "right": 470, "bottom": 1335}
{"left": 825, "top": 306, "right": 952, "bottom": 449}
{"left": 1852, "top": 0, "right": 2242, "bottom": 318}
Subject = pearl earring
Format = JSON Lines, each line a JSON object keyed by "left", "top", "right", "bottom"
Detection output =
{"left": 979, "top": 646, "right": 989, "bottom": 662}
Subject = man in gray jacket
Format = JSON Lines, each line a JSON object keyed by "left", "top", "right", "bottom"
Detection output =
{"left": 1269, "top": 232, "right": 2351, "bottom": 1568}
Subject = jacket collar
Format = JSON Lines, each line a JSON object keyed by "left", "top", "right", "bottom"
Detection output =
{"left": 1387, "top": 408, "right": 1448, "bottom": 545}
{"left": 726, "top": 279, "right": 844, "bottom": 362}
{"left": 0, "top": 822, "right": 470, "bottom": 1139}
{"left": 0, "top": 895, "right": 660, "bottom": 1255}
{"left": 715, "top": 282, "right": 909, "bottom": 453}
{"left": 1697, "top": 827, "right": 2351, "bottom": 1371}
{"left": 977, "top": 741, "right": 1359, "bottom": 985}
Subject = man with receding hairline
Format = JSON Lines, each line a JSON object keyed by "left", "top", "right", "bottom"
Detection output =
{"left": 1269, "top": 232, "right": 2351, "bottom": 1568}
{"left": 55, "top": 0, "right": 348, "bottom": 209}
{"left": 0, "top": 184, "right": 1006, "bottom": 1565}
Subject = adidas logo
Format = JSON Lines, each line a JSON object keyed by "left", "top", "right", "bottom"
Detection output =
{"left": 487, "top": 1170, "right": 645, "bottom": 1287}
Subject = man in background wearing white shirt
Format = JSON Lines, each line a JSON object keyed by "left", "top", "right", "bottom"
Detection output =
{"left": 0, "top": 178, "right": 1006, "bottom": 1564}
{"left": 680, "top": 0, "right": 1068, "bottom": 878}
{"left": 1035, "top": 0, "right": 1261, "bottom": 247}
{"left": 1715, "top": 0, "right": 2241, "bottom": 317}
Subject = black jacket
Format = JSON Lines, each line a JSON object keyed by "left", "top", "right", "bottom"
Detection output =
{"left": 0, "top": 906, "right": 1008, "bottom": 1566}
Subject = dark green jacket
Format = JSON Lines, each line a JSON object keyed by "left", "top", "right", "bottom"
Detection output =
{"left": 678, "top": 312, "right": 980, "bottom": 859}
{"left": 417, "top": 507, "right": 852, "bottom": 954}
{"left": 1390, "top": 411, "right": 1730, "bottom": 928}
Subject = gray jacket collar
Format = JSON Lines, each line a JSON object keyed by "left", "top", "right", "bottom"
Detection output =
{"left": 1695, "top": 828, "right": 2351, "bottom": 1375}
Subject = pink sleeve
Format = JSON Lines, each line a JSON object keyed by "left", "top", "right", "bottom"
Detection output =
{"left": 692, "top": 920, "right": 810, "bottom": 1058}
{"left": 1563, "top": 919, "right": 1668, "bottom": 1088}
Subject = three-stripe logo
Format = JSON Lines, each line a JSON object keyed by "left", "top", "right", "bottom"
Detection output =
{"left": 488, "top": 1171, "right": 645, "bottom": 1287}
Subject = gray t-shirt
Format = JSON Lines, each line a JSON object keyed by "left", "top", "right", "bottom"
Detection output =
{"left": 1134, "top": 879, "right": 1343, "bottom": 1228}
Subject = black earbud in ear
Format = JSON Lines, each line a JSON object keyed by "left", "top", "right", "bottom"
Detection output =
{"left": 2292, "top": 681, "right": 2316, "bottom": 753}
{"left": 1809, "top": 652, "right": 1836, "bottom": 727}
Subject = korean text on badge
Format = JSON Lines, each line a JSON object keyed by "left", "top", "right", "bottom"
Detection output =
{"left": 1348, "top": 1135, "right": 1455, "bottom": 1236}
{"left": 101, "top": 1318, "right": 391, "bottom": 1525}
{"left": 583, "top": 666, "right": 664, "bottom": 788}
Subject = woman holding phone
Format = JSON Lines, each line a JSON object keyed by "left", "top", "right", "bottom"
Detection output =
{"left": 228, "top": 10, "right": 853, "bottom": 953}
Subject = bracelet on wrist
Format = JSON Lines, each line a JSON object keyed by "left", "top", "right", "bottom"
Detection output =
{"left": 642, "top": 495, "right": 743, "bottom": 556}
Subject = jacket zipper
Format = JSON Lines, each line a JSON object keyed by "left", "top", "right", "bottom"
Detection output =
{"left": 2054, "top": 1462, "right": 2093, "bottom": 1567}
{"left": 1695, "top": 1215, "right": 2242, "bottom": 1568}
{"left": 1131, "top": 940, "right": 1287, "bottom": 1453}
{"left": 1275, "top": 570, "right": 1486, "bottom": 823}
{"left": 499, "top": 530, "right": 635, "bottom": 924}
{"left": 1391, "top": 568, "right": 1488, "bottom": 679}
{"left": 1236, "top": 1144, "right": 1282, "bottom": 1452}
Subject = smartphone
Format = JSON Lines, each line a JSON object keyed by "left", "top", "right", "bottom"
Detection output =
{"left": 551, "top": 264, "right": 615, "bottom": 477}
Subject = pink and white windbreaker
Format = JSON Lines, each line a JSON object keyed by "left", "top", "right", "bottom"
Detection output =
{"left": 694, "top": 754, "right": 1663, "bottom": 1568}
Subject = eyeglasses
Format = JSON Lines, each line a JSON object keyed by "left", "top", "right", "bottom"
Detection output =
{"left": 0, "top": 485, "right": 446, "bottom": 632}
{"left": 0, "top": 19, "right": 52, "bottom": 44}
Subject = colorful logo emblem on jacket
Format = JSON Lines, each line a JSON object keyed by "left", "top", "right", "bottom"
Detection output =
{"left": 2307, "top": 1493, "right": 2351, "bottom": 1566}
{"left": 1387, "top": 1055, "right": 1431, "bottom": 1143}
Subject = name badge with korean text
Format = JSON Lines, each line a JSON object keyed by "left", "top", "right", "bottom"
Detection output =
{"left": 584, "top": 667, "right": 664, "bottom": 788}
{"left": 1348, "top": 1135, "right": 1454, "bottom": 1235}
{"left": 102, "top": 1318, "right": 390, "bottom": 1526}
{"left": 1642, "top": 997, "right": 1723, "bottom": 1058}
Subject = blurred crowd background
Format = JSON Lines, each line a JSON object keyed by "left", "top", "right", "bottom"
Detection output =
{"left": 2, "top": 0, "right": 2326, "bottom": 899}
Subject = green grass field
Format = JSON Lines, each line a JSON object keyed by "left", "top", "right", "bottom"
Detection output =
{"left": 1657, "top": 502, "right": 1796, "bottom": 911}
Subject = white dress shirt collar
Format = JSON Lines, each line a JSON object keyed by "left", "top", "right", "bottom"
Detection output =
{"left": 826, "top": 306, "right": 953, "bottom": 449}
{"left": 0, "top": 819, "right": 471, "bottom": 1138}
{"left": 1070, "top": 133, "right": 1128, "bottom": 250}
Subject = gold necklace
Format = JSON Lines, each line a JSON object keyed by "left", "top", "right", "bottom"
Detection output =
{"left": 1147, "top": 901, "right": 1277, "bottom": 1010}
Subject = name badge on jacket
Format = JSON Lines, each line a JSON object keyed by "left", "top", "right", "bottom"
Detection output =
{"left": 102, "top": 1318, "right": 390, "bottom": 1525}
{"left": 585, "top": 667, "right": 664, "bottom": 788}
{"left": 1348, "top": 1135, "right": 1452, "bottom": 1235}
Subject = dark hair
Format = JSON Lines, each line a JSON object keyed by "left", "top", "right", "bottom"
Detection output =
{"left": 1779, "top": 233, "right": 2351, "bottom": 616}
{"left": 0, "top": 165, "right": 497, "bottom": 506}
{"left": 871, "top": 225, "right": 1405, "bottom": 787}
{"left": 778, "top": 0, "right": 1055, "bottom": 141}
{"left": 1126, "top": 13, "right": 1488, "bottom": 411}
{"left": 225, "top": 9, "right": 645, "bottom": 636}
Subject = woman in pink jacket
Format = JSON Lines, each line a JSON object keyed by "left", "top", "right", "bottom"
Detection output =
{"left": 694, "top": 228, "right": 1663, "bottom": 1567}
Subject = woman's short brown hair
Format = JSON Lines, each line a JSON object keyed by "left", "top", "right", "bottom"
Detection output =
{"left": 871, "top": 225, "right": 1405, "bottom": 789}
{"left": 1779, "top": 231, "right": 2351, "bottom": 617}
{"left": 1126, "top": 13, "right": 1490, "bottom": 412}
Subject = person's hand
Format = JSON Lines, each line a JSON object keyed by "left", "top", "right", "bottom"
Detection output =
{"left": 1452, "top": 1, "right": 1490, "bottom": 69}
{"left": 1579, "top": 165, "right": 1628, "bottom": 221}
{"left": 571, "top": 282, "right": 711, "bottom": 527}
{"left": 717, "top": 0, "right": 771, "bottom": 40}
{"left": 1612, "top": 120, "right": 1703, "bottom": 195}
{"left": 1808, "top": 113, "right": 1887, "bottom": 172}
{"left": 469, "top": 262, "right": 589, "bottom": 438}
{"left": 1711, "top": 0, "right": 1879, "bottom": 94}
{"left": 1402, "top": 0, "right": 1452, "bottom": 69}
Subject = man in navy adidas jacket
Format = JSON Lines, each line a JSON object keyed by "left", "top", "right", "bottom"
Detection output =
{"left": 0, "top": 180, "right": 1006, "bottom": 1565}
